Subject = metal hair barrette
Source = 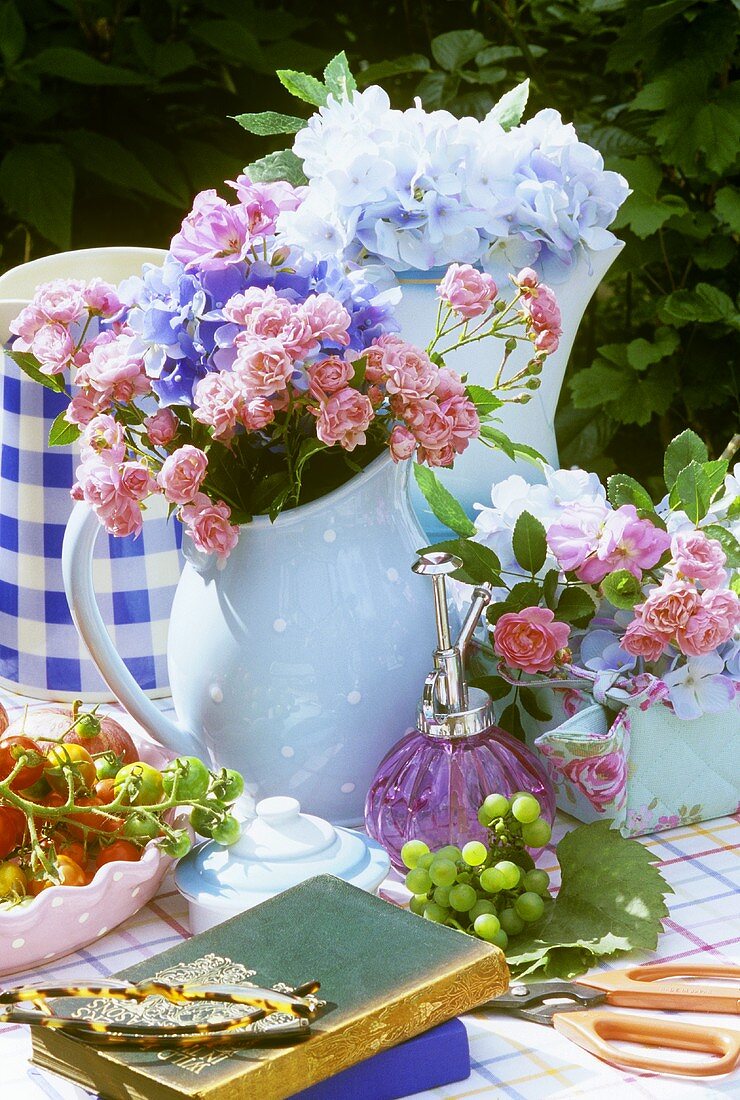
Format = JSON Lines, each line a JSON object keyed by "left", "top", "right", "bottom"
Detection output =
{"left": 0, "top": 978, "right": 321, "bottom": 1048}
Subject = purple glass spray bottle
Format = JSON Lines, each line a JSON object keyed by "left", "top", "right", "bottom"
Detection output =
{"left": 365, "top": 550, "right": 555, "bottom": 870}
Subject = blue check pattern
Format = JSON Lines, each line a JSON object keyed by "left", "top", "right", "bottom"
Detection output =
{"left": 0, "top": 352, "right": 183, "bottom": 697}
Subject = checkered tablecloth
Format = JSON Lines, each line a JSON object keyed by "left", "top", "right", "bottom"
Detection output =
{"left": 1, "top": 690, "right": 738, "bottom": 1099}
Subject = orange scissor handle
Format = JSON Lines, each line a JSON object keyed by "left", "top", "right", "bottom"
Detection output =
{"left": 579, "top": 962, "right": 740, "bottom": 1014}
{"left": 553, "top": 1008, "right": 740, "bottom": 1077}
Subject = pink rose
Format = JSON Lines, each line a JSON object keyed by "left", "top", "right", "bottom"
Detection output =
{"left": 144, "top": 407, "right": 179, "bottom": 447}
{"left": 307, "top": 355, "right": 353, "bottom": 399}
{"left": 388, "top": 425, "right": 416, "bottom": 462}
{"left": 383, "top": 344, "right": 437, "bottom": 400}
{"left": 80, "top": 414, "right": 126, "bottom": 462}
{"left": 77, "top": 332, "right": 150, "bottom": 404}
{"left": 193, "top": 371, "right": 243, "bottom": 441}
{"left": 157, "top": 445, "right": 208, "bottom": 505}
{"left": 83, "top": 279, "right": 122, "bottom": 318}
{"left": 418, "top": 442, "right": 456, "bottom": 468}
{"left": 299, "top": 293, "right": 351, "bottom": 348}
{"left": 30, "top": 323, "right": 74, "bottom": 375}
{"left": 514, "top": 268, "right": 539, "bottom": 291}
{"left": 437, "top": 263, "right": 497, "bottom": 319}
{"left": 233, "top": 335, "right": 294, "bottom": 397}
{"left": 120, "top": 461, "right": 156, "bottom": 500}
{"left": 670, "top": 531, "right": 727, "bottom": 589}
{"left": 701, "top": 588, "right": 740, "bottom": 635}
{"left": 639, "top": 578, "right": 701, "bottom": 636}
{"left": 621, "top": 618, "right": 670, "bottom": 662}
{"left": 521, "top": 282, "right": 562, "bottom": 354}
{"left": 180, "top": 492, "right": 239, "bottom": 558}
{"left": 169, "top": 189, "right": 251, "bottom": 270}
{"left": 313, "top": 388, "right": 374, "bottom": 451}
{"left": 34, "top": 280, "right": 86, "bottom": 324}
{"left": 229, "top": 286, "right": 295, "bottom": 341}
{"left": 675, "top": 590, "right": 739, "bottom": 656}
{"left": 440, "top": 394, "right": 480, "bottom": 454}
{"left": 547, "top": 503, "right": 610, "bottom": 573}
{"left": 65, "top": 393, "right": 101, "bottom": 427}
{"left": 241, "top": 396, "right": 275, "bottom": 432}
{"left": 433, "top": 367, "right": 466, "bottom": 402}
{"left": 562, "top": 753, "right": 627, "bottom": 811}
{"left": 363, "top": 344, "right": 387, "bottom": 384}
{"left": 74, "top": 453, "right": 144, "bottom": 539}
{"left": 9, "top": 303, "right": 46, "bottom": 347}
{"left": 493, "top": 607, "right": 571, "bottom": 674}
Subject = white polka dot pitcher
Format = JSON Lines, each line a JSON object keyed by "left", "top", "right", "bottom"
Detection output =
{"left": 62, "top": 451, "right": 436, "bottom": 824}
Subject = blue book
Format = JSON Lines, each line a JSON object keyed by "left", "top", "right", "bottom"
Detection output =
{"left": 293, "top": 1018, "right": 470, "bottom": 1100}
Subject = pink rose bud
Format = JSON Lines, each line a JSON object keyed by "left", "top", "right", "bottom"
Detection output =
{"left": 513, "top": 268, "right": 540, "bottom": 293}
{"left": 493, "top": 607, "right": 571, "bottom": 674}
{"left": 307, "top": 355, "right": 354, "bottom": 399}
{"left": 389, "top": 425, "right": 417, "bottom": 462}
{"left": 120, "top": 461, "right": 156, "bottom": 501}
{"left": 300, "top": 292, "right": 352, "bottom": 347}
{"left": 241, "top": 396, "right": 275, "bottom": 432}
{"left": 30, "top": 322, "right": 74, "bottom": 375}
{"left": 233, "top": 335, "right": 294, "bottom": 398}
{"left": 144, "top": 408, "right": 179, "bottom": 448}
{"left": 437, "top": 263, "right": 497, "bottom": 319}
{"left": 157, "top": 444, "right": 208, "bottom": 505}
{"left": 83, "top": 279, "right": 122, "bottom": 318}
{"left": 180, "top": 492, "right": 239, "bottom": 558}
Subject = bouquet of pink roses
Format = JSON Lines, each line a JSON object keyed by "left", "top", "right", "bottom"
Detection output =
{"left": 8, "top": 179, "right": 558, "bottom": 561}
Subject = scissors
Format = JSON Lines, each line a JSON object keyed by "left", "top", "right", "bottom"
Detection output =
{"left": 0, "top": 977, "right": 321, "bottom": 1047}
{"left": 484, "top": 962, "right": 740, "bottom": 1077}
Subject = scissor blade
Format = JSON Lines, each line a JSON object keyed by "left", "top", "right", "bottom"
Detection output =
{"left": 480, "top": 981, "right": 607, "bottom": 1025}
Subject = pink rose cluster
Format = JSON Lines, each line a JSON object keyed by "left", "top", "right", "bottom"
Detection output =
{"left": 514, "top": 268, "right": 562, "bottom": 354}
{"left": 623, "top": 573, "right": 740, "bottom": 662}
{"left": 9, "top": 278, "right": 123, "bottom": 380}
{"left": 548, "top": 503, "right": 670, "bottom": 584}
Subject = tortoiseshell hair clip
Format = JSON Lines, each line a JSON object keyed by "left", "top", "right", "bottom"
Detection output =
{"left": 0, "top": 978, "right": 321, "bottom": 1048}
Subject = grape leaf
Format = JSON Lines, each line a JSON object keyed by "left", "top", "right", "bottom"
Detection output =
{"left": 506, "top": 821, "right": 672, "bottom": 979}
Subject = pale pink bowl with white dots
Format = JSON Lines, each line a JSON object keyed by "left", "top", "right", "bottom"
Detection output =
{"left": 0, "top": 736, "right": 174, "bottom": 978}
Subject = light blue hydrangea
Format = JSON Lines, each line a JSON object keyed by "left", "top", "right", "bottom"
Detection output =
{"left": 279, "top": 89, "right": 630, "bottom": 281}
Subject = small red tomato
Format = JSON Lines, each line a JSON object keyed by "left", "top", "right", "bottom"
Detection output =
{"left": 0, "top": 804, "right": 26, "bottom": 845}
{"left": 55, "top": 838, "right": 87, "bottom": 867}
{"left": 94, "top": 777, "right": 116, "bottom": 804}
{"left": 0, "top": 735, "right": 45, "bottom": 790}
{"left": 95, "top": 839, "right": 142, "bottom": 869}
{"left": 0, "top": 815, "right": 16, "bottom": 860}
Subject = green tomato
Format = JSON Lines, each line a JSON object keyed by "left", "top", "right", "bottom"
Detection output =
{"left": 94, "top": 752, "right": 122, "bottom": 781}
{"left": 121, "top": 812, "right": 160, "bottom": 840}
{"left": 114, "top": 762, "right": 164, "bottom": 806}
{"left": 161, "top": 830, "right": 192, "bottom": 859}
{"left": 163, "top": 757, "right": 210, "bottom": 801}
{"left": 214, "top": 768, "right": 245, "bottom": 804}
{"left": 211, "top": 815, "right": 241, "bottom": 846}
{"left": 190, "top": 805, "right": 219, "bottom": 838}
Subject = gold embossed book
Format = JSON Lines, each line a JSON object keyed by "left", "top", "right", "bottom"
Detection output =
{"left": 30, "top": 874, "right": 509, "bottom": 1100}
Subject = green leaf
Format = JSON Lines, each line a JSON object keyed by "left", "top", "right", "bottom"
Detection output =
{"left": 466, "top": 384, "right": 503, "bottom": 418}
{"left": 556, "top": 587, "right": 598, "bottom": 627}
{"left": 420, "top": 538, "right": 503, "bottom": 587}
{"left": 703, "top": 525, "right": 740, "bottom": 568}
{"left": 487, "top": 80, "right": 530, "bottom": 131}
{"left": 570, "top": 363, "right": 629, "bottom": 409}
{"left": 519, "top": 687, "right": 552, "bottom": 723}
{"left": 607, "top": 473, "right": 655, "bottom": 512}
{"left": 702, "top": 458, "right": 729, "bottom": 500}
{"left": 479, "top": 424, "right": 514, "bottom": 459}
{"left": 625, "top": 329, "right": 679, "bottom": 371}
{"left": 31, "top": 47, "right": 149, "bottom": 85}
{"left": 675, "top": 460, "right": 711, "bottom": 523}
{"left": 192, "top": 21, "right": 264, "bottom": 68}
{"left": 0, "top": 144, "right": 74, "bottom": 248}
{"left": 413, "top": 465, "right": 475, "bottom": 536}
{"left": 542, "top": 569, "right": 559, "bottom": 610}
{"left": 601, "top": 569, "right": 643, "bottom": 610}
{"left": 506, "top": 821, "right": 671, "bottom": 979}
{"left": 0, "top": 1, "right": 25, "bottom": 65}
{"left": 664, "top": 430, "right": 708, "bottom": 490}
{"left": 731, "top": 574, "right": 740, "bottom": 596}
{"left": 349, "top": 354, "right": 367, "bottom": 390}
{"left": 48, "top": 410, "right": 80, "bottom": 447}
{"left": 512, "top": 511, "right": 547, "bottom": 574}
{"left": 469, "top": 674, "right": 512, "bottom": 701}
{"left": 7, "top": 350, "right": 66, "bottom": 393}
{"left": 276, "top": 68, "right": 328, "bottom": 107}
{"left": 659, "top": 283, "right": 739, "bottom": 328}
{"left": 714, "top": 186, "right": 740, "bottom": 234}
{"left": 64, "top": 130, "right": 183, "bottom": 207}
{"left": 431, "top": 30, "right": 488, "bottom": 72}
{"left": 323, "top": 51, "right": 356, "bottom": 99}
{"left": 356, "top": 54, "right": 430, "bottom": 87}
{"left": 295, "top": 437, "right": 326, "bottom": 477}
{"left": 231, "top": 112, "right": 306, "bottom": 136}
{"left": 244, "top": 150, "right": 307, "bottom": 186}
{"left": 487, "top": 581, "right": 542, "bottom": 623}
{"left": 499, "top": 701, "right": 526, "bottom": 742}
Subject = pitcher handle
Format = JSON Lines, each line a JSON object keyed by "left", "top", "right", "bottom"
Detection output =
{"left": 62, "top": 501, "right": 201, "bottom": 758}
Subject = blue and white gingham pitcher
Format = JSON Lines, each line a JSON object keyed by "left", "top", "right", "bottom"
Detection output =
{"left": 0, "top": 248, "right": 182, "bottom": 701}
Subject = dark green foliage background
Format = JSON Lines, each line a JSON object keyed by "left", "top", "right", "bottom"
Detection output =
{"left": 1, "top": 0, "right": 737, "bottom": 482}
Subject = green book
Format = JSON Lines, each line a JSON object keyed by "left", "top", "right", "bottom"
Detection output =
{"left": 31, "top": 874, "right": 509, "bottom": 1100}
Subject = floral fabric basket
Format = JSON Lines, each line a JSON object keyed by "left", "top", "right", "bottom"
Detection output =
{"left": 526, "top": 670, "right": 740, "bottom": 836}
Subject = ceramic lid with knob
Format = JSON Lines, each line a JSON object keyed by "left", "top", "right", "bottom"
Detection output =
{"left": 175, "top": 796, "right": 391, "bottom": 932}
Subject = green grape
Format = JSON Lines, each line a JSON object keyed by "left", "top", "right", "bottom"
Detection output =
{"left": 515, "top": 891, "right": 546, "bottom": 923}
{"left": 477, "top": 807, "right": 492, "bottom": 827}
{"left": 448, "top": 883, "right": 477, "bottom": 912}
{"left": 500, "top": 907, "right": 525, "bottom": 936}
{"left": 462, "top": 841, "right": 487, "bottom": 866}
{"left": 469, "top": 899, "right": 495, "bottom": 921}
{"left": 493, "top": 860, "right": 521, "bottom": 890}
{"left": 401, "top": 839, "right": 430, "bottom": 869}
{"left": 409, "top": 893, "right": 427, "bottom": 916}
{"left": 491, "top": 928, "right": 509, "bottom": 950}
{"left": 423, "top": 902, "right": 449, "bottom": 923}
{"left": 417, "top": 852, "right": 436, "bottom": 870}
{"left": 473, "top": 913, "right": 502, "bottom": 942}
{"left": 480, "top": 793, "right": 510, "bottom": 821}
{"left": 405, "top": 867, "right": 432, "bottom": 894}
{"left": 433, "top": 885, "right": 452, "bottom": 907}
{"left": 429, "top": 857, "right": 457, "bottom": 887}
{"left": 522, "top": 819, "right": 552, "bottom": 847}
{"left": 435, "top": 844, "right": 463, "bottom": 862}
{"left": 456, "top": 871, "right": 473, "bottom": 885}
{"left": 522, "top": 869, "right": 550, "bottom": 896}
{"left": 479, "top": 867, "right": 505, "bottom": 894}
{"left": 511, "top": 794, "right": 541, "bottom": 824}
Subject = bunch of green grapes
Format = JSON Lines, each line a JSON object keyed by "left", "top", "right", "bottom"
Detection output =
{"left": 400, "top": 792, "right": 552, "bottom": 950}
